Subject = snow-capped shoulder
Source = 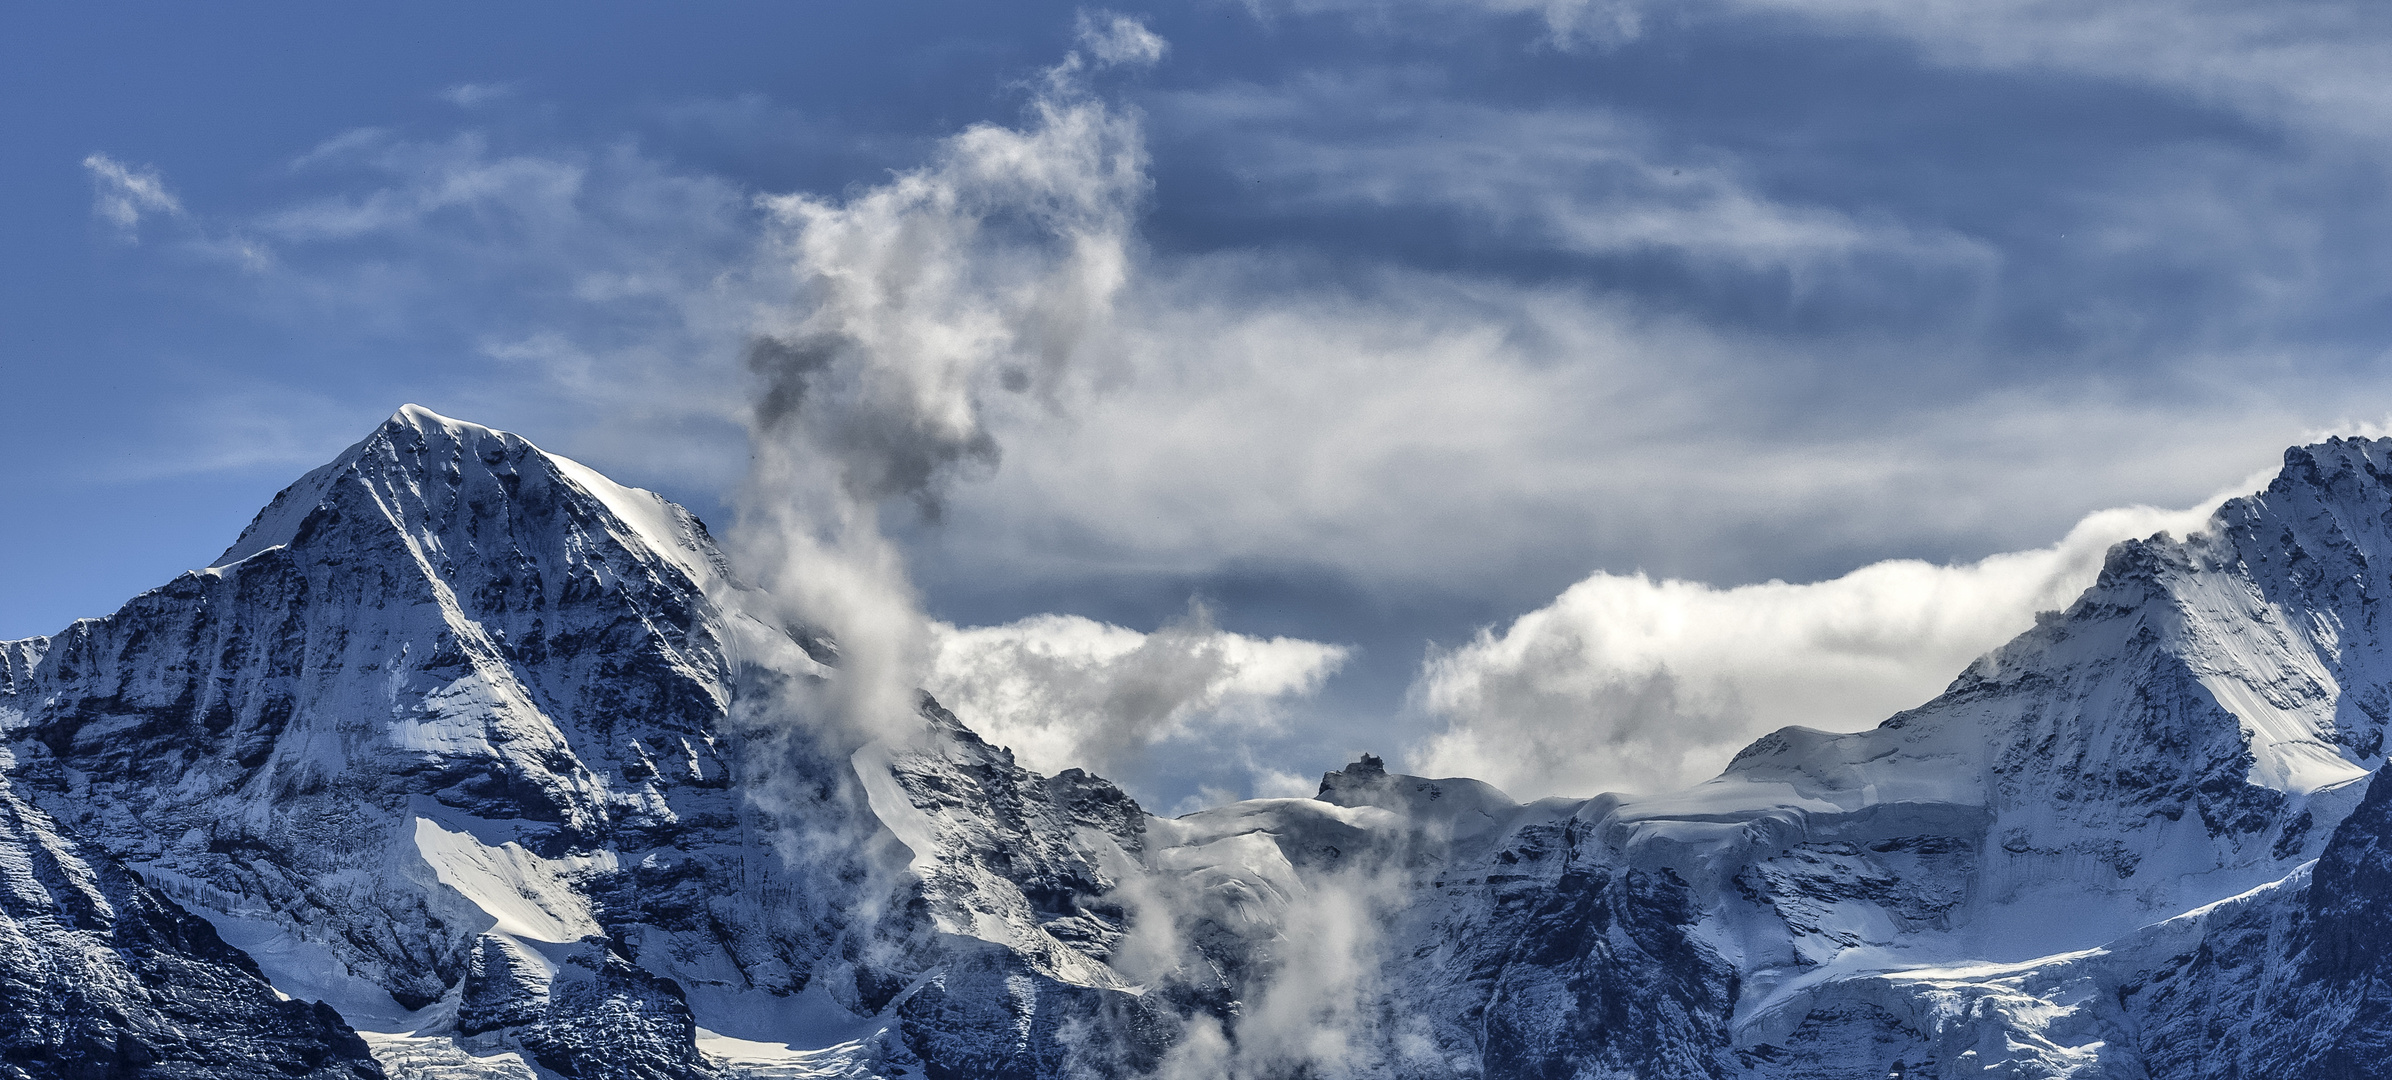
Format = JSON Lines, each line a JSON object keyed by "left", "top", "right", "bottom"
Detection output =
{"left": 208, "top": 453, "right": 356, "bottom": 568}
{"left": 545, "top": 451, "right": 730, "bottom": 590}
{"left": 389, "top": 401, "right": 454, "bottom": 430}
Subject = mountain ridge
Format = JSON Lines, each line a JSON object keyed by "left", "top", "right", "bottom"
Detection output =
{"left": 4, "top": 407, "right": 2392, "bottom": 1077}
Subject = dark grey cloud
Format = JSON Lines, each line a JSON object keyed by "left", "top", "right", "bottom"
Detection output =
{"left": 747, "top": 330, "right": 1000, "bottom": 519}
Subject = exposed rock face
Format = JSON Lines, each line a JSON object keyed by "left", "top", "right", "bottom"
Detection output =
{"left": 2296, "top": 755, "right": 2392, "bottom": 1077}
{"left": 0, "top": 773, "right": 384, "bottom": 1080}
{"left": 868, "top": 699, "right": 1184, "bottom": 1077}
{"left": 8, "top": 409, "right": 2392, "bottom": 1077}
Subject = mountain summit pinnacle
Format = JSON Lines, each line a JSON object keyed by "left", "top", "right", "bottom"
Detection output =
{"left": 208, "top": 403, "right": 727, "bottom": 593}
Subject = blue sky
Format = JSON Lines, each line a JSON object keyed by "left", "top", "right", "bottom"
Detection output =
{"left": 9, "top": 1, "right": 2392, "bottom": 808}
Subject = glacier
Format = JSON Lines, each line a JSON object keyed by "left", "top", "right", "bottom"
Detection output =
{"left": 2, "top": 405, "right": 2391, "bottom": 1078}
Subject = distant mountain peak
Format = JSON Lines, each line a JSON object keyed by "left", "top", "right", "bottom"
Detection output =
{"left": 210, "top": 403, "right": 522, "bottom": 568}
{"left": 207, "top": 407, "right": 728, "bottom": 597}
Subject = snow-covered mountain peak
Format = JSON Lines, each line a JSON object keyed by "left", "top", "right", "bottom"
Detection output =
{"left": 1566, "top": 435, "right": 2392, "bottom": 975}
{"left": 212, "top": 404, "right": 503, "bottom": 568}
{"left": 209, "top": 404, "right": 728, "bottom": 595}
{"left": 1719, "top": 434, "right": 2392, "bottom": 788}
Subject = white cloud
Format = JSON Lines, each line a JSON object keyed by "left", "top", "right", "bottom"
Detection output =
{"left": 1076, "top": 10, "right": 1168, "bottom": 67}
{"left": 1736, "top": 0, "right": 2392, "bottom": 137}
{"left": 1379, "top": 0, "right": 2392, "bottom": 141}
{"left": 722, "top": 34, "right": 1178, "bottom": 756}
{"left": 1164, "top": 81, "right": 1996, "bottom": 274}
{"left": 442, "top": 82, "right": 518, "bottom": 108}
{"left": 923, "top": 607, "right": 1349, "bottom": 788}
{"left": 742, "top": 69, "right": 1146, "bottom": 510}
{"left": 1403, "top": 486, "right": 2266, "bottom": 800}
{"left": 82, "top": 153, "right": 182, "bottom": 237}
{"left": 912, "top": 265, "right": 2334, "bottom": 616}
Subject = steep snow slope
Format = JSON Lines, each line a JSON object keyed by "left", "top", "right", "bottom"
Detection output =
{"left": 8, "top": 411, "right": 2392, "bottom": 1077}
{"left": 1729, "top": 716, "right": 2392, "bottom": 1079}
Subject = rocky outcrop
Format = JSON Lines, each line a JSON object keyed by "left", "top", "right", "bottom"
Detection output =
{"left": 2295, "top": 756, "right": 2392, "bottom": 1077}
{"left": 456, "top": 935, "right": 715, "bottom": 1080}
{"left": 0, "top": 775, "right": 383, "bottom": 1080}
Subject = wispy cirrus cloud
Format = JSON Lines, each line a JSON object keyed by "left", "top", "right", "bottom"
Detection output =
{"left": 1331, "top": 0, "right": 2392, "bottom": 143}
{"left": 210, "top": 128, "right": 765, "bottom": 484}
{"left": 82, "top": 153, "right": 183, "bottom": 239}
{"left": 1163, "top": 77, "right": 1997, "bottom": 279}
{"left": 1075, "top": 8, "right": 1169, "bottom": 67}
{"left": 72, "top": 382, "right": 386, "bottom": 483}
{"left": 260, "top": 132, "right": 593, "bottom": 242}
{"left": 441, "top": 81, "right": 519, "bottom": 108}
{"left": 1731, "top": 0, "right": 2392, "bottom": 137}
{"left": 1248, "top": 0, "right": 1647, "bottom": 48}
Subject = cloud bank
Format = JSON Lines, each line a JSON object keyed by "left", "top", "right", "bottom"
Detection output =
{"left": 1407, "top": 492, "right": 2247, "bottom": 799}
{"left": 924, "top": 608, "right": 1348, "bottom": 799}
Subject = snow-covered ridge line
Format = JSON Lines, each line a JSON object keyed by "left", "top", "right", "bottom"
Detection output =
{"left": 6, "top": 412, "right": 2392, "bottom": 1077}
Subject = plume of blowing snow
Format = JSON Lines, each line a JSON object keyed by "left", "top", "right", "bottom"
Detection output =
{"left": 1410, "top": 493, "right": 2244, "bottom": 800}
{"left": 721, "top": 26, "right": 1418, "bottom": 1075}
{"left": 1147, "top": 868, "right": 1416, "bottom": 1080}
{"left": 732, "top": 20, "right": 1153, "bottom": 745}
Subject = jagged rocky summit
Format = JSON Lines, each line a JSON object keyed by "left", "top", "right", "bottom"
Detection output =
{"left": 3, "top": 406, "right": 2392, "bottom": 1078}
